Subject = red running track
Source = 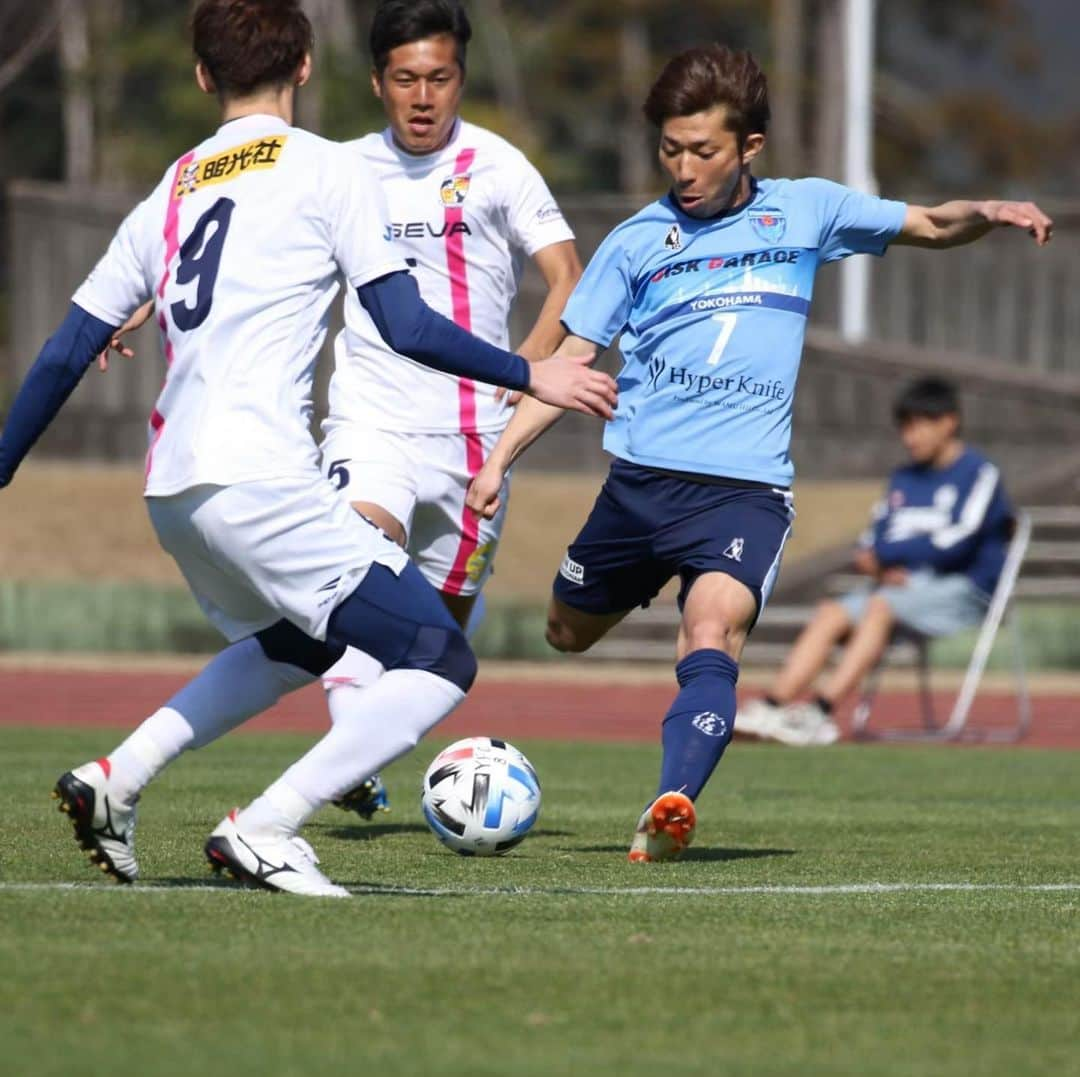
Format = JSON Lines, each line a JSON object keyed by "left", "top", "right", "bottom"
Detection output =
{"left": 0, "top": 670, "right": 1076, "bottom": 748}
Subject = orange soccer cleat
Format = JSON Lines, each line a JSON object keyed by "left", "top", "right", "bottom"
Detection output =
{"left": 627, "top": 791, "right": 696, "bottom": 863}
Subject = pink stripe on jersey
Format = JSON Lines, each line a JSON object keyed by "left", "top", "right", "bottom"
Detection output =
{"left": 146, "top": 151, "right": 195, "bottom": 478}
{"left": 442, "top": 147, "right": 487, "bottom": 598}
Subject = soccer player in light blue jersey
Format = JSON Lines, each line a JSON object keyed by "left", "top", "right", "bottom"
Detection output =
{"left": 467, "top": 44, "right": 1053, "bottom": 862}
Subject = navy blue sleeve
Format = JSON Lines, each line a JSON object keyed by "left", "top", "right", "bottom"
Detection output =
{"left": 875, "top": 464, "right": 1009, "bottom": 574}
{"left": 874, "top": 533, "right": 972, "bottom": 574}
{"left": 356, "top": 271, "right": 531, "bottom": 391}
{"left": 0, "top": 303, "right": 117, "bottom": 487}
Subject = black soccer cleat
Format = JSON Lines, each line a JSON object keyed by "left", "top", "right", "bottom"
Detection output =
{"left": 53, "top": 761, "right": 139, "bottom": 883}
{"left": 332, "top": 774, "right": 390, "bottom": 820}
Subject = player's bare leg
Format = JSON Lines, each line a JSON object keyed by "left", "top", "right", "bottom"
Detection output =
{"left": 440, "top": 591, "right": 478, "bottom": 630}
{"left": 675, "top": 571, "right": 755, "bottom": 663}
{"left": 544, "top": 598, "right": 631, "bottom": 654}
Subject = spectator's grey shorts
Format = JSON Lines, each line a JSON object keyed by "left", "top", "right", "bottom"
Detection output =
{"left": 838, "top": 570, "right": 990, "bottom": 638}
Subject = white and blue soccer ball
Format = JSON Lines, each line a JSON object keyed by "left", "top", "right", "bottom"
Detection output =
{"left": 421, "top": 737, "right": 541, "bottom": 856}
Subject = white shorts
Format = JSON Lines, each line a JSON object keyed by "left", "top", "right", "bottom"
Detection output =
{"left": 320, "top": 427, "right": 510, "bottom": 598}
{"left": 838, "top": 570, "right": 990, "bottom": 638}
{"left": 146, "top": 474, "right": 410, "bottom": 643}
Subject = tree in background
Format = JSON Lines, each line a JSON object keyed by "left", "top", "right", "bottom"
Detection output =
{"left": 0, "top": 0, "right": 1073, "bottom": 195}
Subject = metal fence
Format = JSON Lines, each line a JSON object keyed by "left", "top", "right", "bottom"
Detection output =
{"left": 6, "top": 182, "right": 1080, "bottom": 474}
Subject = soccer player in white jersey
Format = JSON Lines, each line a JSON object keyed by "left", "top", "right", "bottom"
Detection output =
{"left": 468, "top": 45, "right": 1052, "bottom": 862}
{"left": 0, "top": 0, "right": 615, "bottom": 897}
{"left": 318, "top": 0, "right": 583, "bottom": 819}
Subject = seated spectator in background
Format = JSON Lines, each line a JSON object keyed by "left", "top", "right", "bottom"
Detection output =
{"left": 737, "top": 376, "right": 1014, "bottom": 746}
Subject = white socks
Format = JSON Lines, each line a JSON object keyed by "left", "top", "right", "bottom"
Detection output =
{"left": 106, "top": 637, "right": 314, "bottom": 802}
{"left": 103, "top": 625, "right": 470, "bottom": 842}
{"left": 237, "top": 668, "right": 466, "bottom": 837}
{"left": 323, "top": 647, "right": 386, "bottom": 724}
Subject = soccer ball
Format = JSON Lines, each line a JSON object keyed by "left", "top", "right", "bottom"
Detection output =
{"left": 420, "top": 737, "right": 541, "bottom": 856}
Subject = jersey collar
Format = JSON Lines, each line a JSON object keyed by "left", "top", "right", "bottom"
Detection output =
{"left": 215, "top": 113, "right": 291, "bottom": 136}
{"left": 381, "top": 117, "right": 464, "bottom": 163}
{"left": 665, "top": 177, "right": 762, "bottom": 224}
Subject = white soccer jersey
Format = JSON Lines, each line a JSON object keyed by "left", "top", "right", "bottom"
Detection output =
{"left": 324, "top": 120, "right": 576, "bottom": 436}
{"left": 73, "top": 114, "right": 404, "bottom": 496}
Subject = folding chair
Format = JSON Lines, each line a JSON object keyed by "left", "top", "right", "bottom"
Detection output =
{"left": 851, "top": 511, "right": 1032, "bottom": 743}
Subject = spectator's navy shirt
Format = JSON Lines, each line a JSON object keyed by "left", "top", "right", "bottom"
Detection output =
{"left": 862, "top": 447, "right": 1013, "bottom": 596}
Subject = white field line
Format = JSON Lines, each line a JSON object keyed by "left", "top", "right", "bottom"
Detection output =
{"left": 0, "top": 881, "right": 1078, "bottom": 897}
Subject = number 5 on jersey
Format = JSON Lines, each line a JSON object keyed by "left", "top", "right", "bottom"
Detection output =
{"left": 171, "top": 197, "right": 235, "bottom": 332}
{"left": 705, "top": 312, "right": 738, "bottom": 366}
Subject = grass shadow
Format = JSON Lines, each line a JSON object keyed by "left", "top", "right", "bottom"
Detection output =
{"left": 148, "top": 876, "right": 248, "bottom": 890}
{"left": 320, "top": 823, "right": 575, "bottom": 842}
{"left": 318, "top": 822, "right": 430, "bottom": 842}
{"left": 573, "top": 845, "right": 796, "bottom": 863}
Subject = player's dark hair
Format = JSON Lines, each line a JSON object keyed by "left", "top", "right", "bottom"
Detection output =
{"left": 370, "top": 0, "right": 471, "bottom": 75}
{"left": 191, "top": 0, "right": 313, "bottom": 99}
{"left": 893, "top": 377, "right": 961, "bottom": 424}
{"left": 643, "top": 44, "right": 770, "bottom": 145}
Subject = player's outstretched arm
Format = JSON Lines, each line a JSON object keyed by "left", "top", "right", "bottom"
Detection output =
{"left": 467, "top": 334, "right": 600, "bottom": 521}
{"left": 0, "top": 304, "right": 118, "bottom": 488}
{"left": 356, "top": 272, "right": 615, "bottom": 419}
{"left": 497, "top": 241, "right": 583, "bottom": 406}
{"left": 514, "top": 242, "right": 583, "bottom": 362}
{"left": 894, "top": 200, "right": 1053, "bottom": 250}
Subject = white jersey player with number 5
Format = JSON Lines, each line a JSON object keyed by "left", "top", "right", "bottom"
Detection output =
{"left": 318, "top": 0, "right": 583, "bottom": 818}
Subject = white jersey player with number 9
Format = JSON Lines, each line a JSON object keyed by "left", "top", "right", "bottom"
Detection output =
{"left": 0, "top": 0, "right": 615, "bottom": 897}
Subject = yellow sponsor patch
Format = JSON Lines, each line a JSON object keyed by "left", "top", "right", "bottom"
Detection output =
{"left": 465, "top": 541, "right": 496, "bottom": 583}
{"left": 175, "top": 135, "right": 287, "bottom": 198}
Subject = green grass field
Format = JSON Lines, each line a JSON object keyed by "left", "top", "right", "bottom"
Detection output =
{"left": 2, "top": 727, "right": 1078, "bottom": 1076}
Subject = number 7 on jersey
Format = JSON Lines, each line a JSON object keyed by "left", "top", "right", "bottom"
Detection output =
{"left": 706, "top": 312, "right": 737, "bottom": 366}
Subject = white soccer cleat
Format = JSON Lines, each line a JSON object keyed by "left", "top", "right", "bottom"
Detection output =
{"left": 628, "top": 791, "right": 697, "bottom": 863}
{"left": 53, "top": 759, "right": 139, "bottom": 883}
{"left": 772, "top": 702, "right": 841, "bottom": 747}
{"left": 204, "top": 810, "right": 350, "bottom": 898}
{"left": 734, "top": 697, "right": 785, "bottom": 741}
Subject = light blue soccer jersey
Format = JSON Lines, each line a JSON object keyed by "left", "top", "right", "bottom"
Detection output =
{"left": 562, "top": 178, "right": 907, "bottom": 486}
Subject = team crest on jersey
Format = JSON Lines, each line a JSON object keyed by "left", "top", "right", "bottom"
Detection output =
{"left": 664, "top": 224, "right": 682, "bottom": 252}
{"left": 440, "top": 173, "right": 472, "bottom": 206}
{"left": 173, "top": 135, "right": 287, "bottom": 199}
{"left": 749, "top": 210, "right": 787, "bottom": 243}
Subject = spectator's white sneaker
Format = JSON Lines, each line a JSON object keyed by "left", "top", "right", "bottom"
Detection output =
{"left": 204, "top": 810, "right": 350, "bottom": 898}
{"left": 735, "top": 698, "right": 785, "bottom": 740}
{"left": 53, "top": 760, "right": 139, "bottom": 883}
{"left": 773, "top": 702, "right": 841, "bottom": 747}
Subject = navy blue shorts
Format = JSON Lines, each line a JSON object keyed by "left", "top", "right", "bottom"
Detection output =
{"left": 552, "top": 459, "right": 795, "bottom": 619}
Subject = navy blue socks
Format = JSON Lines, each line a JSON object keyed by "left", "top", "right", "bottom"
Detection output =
{"left": 656, "top": 649, "right": 739, "bottom": 801}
